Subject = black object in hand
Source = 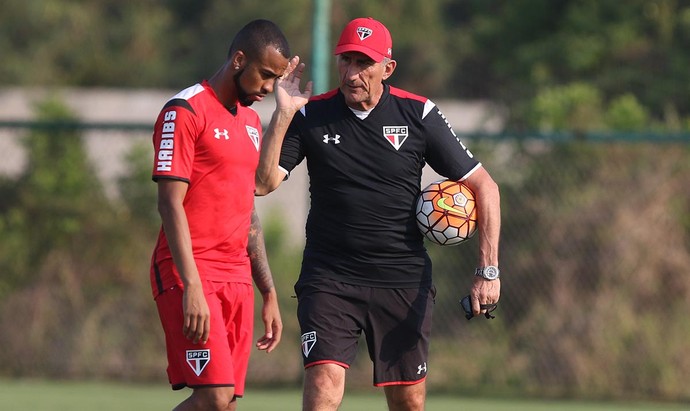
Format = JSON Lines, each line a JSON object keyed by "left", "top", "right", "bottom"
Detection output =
{"left": 460, "top": 295, "right": 497, "bottom": 320}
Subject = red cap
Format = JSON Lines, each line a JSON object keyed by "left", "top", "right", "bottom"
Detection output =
{"left": 334, "top": 17, "right": 392, "bottom": 62}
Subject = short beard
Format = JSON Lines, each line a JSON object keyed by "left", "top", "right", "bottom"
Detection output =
{"left": 233, "top": 69, "right": 254, "bottom": 107}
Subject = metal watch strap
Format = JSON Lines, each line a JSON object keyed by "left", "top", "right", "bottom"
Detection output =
{"left": 475, "top": 266, "right": 500, "bottom": 280}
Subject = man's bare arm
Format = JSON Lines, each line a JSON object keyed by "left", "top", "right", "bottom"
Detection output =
{"left": 255, "top": 56, "right": 312, "bottom": 195}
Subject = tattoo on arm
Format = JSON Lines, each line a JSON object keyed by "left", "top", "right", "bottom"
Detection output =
{"left": 247, "top": 206, "right": 275, "bottom": 294}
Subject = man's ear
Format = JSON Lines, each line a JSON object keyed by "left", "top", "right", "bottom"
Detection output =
{"left": 382, "top": 59, "right": 397, "bottom": 80}
{"left": 231, "top": 51, "right": 246, "bottom": 70}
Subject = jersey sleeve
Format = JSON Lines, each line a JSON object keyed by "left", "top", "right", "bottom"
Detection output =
{"left": 278, "top": 108, "right": 307, "bottom": 177}
{"left": 422, "top": 101, "right": 481, "bottom": 181}
{"left": 151, "top": 99, "right": 201, "bottom": 182}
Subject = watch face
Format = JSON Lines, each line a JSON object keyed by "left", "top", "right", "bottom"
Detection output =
{"left": 484, "top": 266, "right": 499, "bottom": 280}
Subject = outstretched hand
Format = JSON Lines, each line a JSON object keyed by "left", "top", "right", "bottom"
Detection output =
{"left": 275, "top": 55, "right": 313, "bottom": 113}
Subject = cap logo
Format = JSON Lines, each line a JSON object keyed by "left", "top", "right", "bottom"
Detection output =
{"left": 356, "top": 27, "right": 373, "bottom": 41}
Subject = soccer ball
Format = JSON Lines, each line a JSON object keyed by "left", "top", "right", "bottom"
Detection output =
{"left": 415, "top": 179, "right": 478, "bottom": 246}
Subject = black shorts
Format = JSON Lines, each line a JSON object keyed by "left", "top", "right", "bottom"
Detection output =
{"left": 295, "top": 276, "right": 435, "bottom": 386}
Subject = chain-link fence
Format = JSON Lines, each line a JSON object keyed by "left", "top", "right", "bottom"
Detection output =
{"left": 0, "top": 122, "right": 688, "bottom": 402}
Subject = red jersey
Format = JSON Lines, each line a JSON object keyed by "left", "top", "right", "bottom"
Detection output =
{"left": 150, "top": 81, "right": 262, "bottom": 297}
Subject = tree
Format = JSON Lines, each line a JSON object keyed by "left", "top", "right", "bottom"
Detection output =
{"left": 0, "top": 97, "right": 106, "bottom": 295}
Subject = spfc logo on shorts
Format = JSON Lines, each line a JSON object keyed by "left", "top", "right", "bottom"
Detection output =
{"left": 186, "top": 349, "right": 210, "bottom": 377}
{"left": 301, "top": 331, "right": 317, "bottom": 358}
{"left": 246, "top": 125, "right": 260, "bottom": 151}
{"left": 382, "top": 126, "right": 409, "bottom": 150}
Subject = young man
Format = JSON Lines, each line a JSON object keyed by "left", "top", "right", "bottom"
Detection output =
{"left": 257, "top": 17, "right": 501, "bottom": 411}
{"left": 150, "top": 20, "right": 312, "bottom": 411}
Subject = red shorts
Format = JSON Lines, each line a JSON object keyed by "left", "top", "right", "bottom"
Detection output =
{"left": 155, "top": 281, "right": 254, "bottom": 396}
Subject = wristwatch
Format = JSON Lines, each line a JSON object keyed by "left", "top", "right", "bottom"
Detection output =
{"left": 475, "top": 266, "right": 500, "bottom": 280}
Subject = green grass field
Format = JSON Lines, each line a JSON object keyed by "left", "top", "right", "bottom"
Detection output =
{"left": 1, "top": 379, "right": 687, "bottom": 411}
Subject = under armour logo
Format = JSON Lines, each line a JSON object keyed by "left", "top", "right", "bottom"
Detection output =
{"left": 214, "top": 128, "right": 229, "bottom": 140}
{"left": 323, "top": 134, "right": 341, "bottom": 144}
{"left": 417, "top": 362, "right": 427, "bottom": 375}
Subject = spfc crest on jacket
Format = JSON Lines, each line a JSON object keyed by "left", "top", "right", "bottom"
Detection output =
{"left": 382, "top": 126, "right": 409, "bottom": 150}
{"left": 246, "top": 125, "right": 260, "bottom": 151}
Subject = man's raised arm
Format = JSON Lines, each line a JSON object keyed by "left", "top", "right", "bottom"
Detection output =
{"left": 255, "top": 56, "right": 312, "bottom": 195}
